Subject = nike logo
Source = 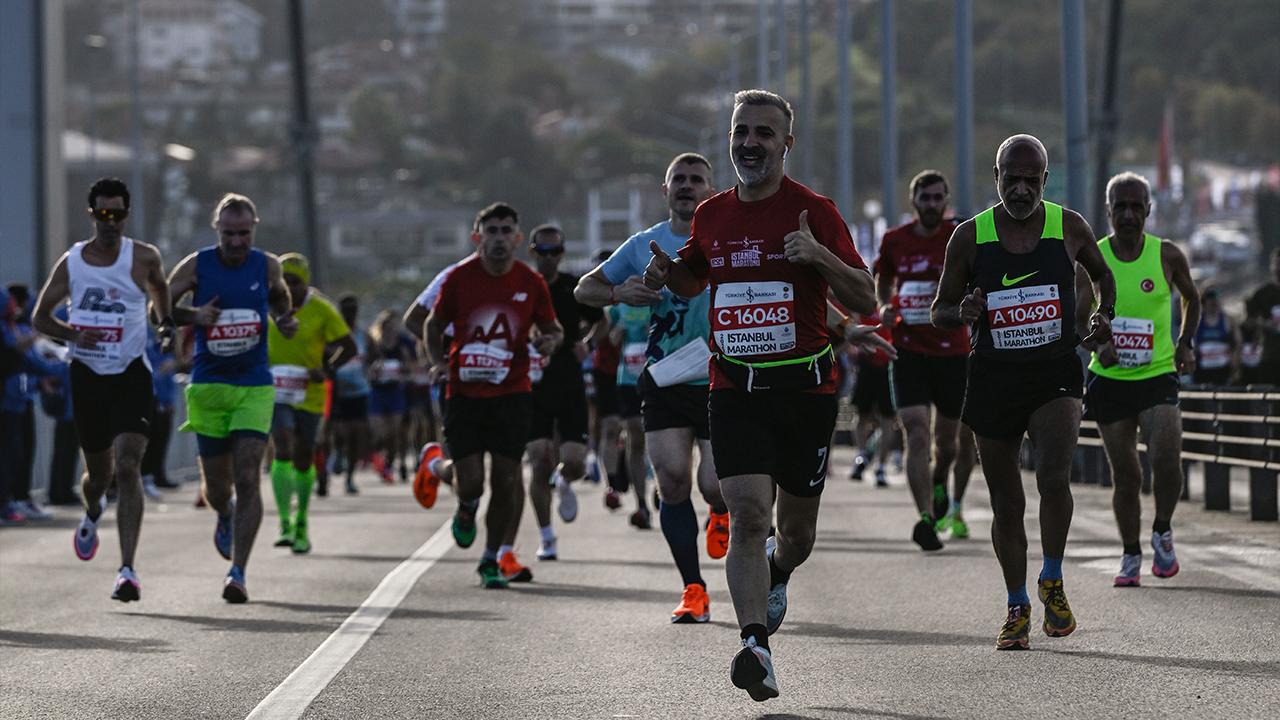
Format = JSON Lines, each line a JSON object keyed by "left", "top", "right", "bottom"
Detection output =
{"left": 1001, "top": 271, "right": 1038, "bottom": 287}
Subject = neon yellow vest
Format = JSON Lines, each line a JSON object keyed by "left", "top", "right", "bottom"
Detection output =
{"left": 1088, "top": 233, "right": 1176, "bottom": 380}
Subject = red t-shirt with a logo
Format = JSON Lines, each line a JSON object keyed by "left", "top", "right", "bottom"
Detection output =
{"left": 873, "top": 219, "right": 969, "bottom": 356}
{"left": 432, "top": 256, "right": 556, "bottom": 399}
{"left": 678, "top": 176, "right": 867, "bottom": 393}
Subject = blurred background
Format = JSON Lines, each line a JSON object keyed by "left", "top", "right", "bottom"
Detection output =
{"left": 2, "top": 0, "right": 1277, "bottom": 311}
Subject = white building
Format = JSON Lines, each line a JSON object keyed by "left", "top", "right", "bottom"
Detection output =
{"left": 103, "top": 0, "right": 263, "bottom": 76}
{"left": 387, "top": 0, "right": 448, "bottom": 53}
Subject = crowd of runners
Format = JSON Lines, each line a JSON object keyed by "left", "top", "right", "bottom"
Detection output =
{"left": 8, "top": 87, "right": 1280, "bottom": 703}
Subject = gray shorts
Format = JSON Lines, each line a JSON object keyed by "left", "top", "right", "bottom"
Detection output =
{"left": 271, "top": 403, "right": 322, "bottom": 444}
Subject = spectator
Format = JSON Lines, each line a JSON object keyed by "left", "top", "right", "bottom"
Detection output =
{"left": 1242, "top": 248, "right": 1280, "bottom": 385}
{"left": 1192, "top": 287, "right": 1242, "bottom": 386}
{"left": 2, "top": 284, "right": 59, "bottom": 522}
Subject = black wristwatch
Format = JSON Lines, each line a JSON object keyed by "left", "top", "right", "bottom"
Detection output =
{"left": 1179, "top": 336, "right": 1195, "bottom": 350}
{"left": 1096, "top": 304, "right": 1116, "bottom": 320}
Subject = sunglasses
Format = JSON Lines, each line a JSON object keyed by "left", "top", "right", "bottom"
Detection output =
{"left": 220, "top": 229, "right": 252, "bottom": 237}
{"left": 533, "top": 244, "right": 565, "bottom": 257}
{"left": 91, "top": 207, "right": 129, "bottom": 222}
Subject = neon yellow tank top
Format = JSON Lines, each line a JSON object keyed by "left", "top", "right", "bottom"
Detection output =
{"left": 1088, "top": 233, "right": 1175, "bottom": 380}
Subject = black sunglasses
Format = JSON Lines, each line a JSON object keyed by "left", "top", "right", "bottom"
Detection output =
{"left": 533, "top": 244, "right": 565, "bottom": 257}
{"left": 220, "top": 229, "right": 252, "bottom": 237}
{"left": 91, "top": 207, "right": 129, "bottom": 222}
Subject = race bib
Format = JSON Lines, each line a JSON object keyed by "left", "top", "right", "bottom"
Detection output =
{"left": 207, "top": 309, "right": 262, "bottom": 356}
{"left": 712, "top": 281, "right": 796, "bottom": 357}
{"left": 457, "top": 342, "right": 512, "bottom": 385}
{"left": 528, "top": 344, "right": 549, "bottom": 383}
{"left": 896, "top": 280, "right": 937, "bottom": 325}
{"left": 1110, "top": 317, "right": 1154, "bottom": 368}
{"left": 1198, "top": 340, "right": 1230, "bottom": 370}
{"left": 68, "top": 308, "right": 124, "bottom": 362}
{"left": 410, "top": 365, "right": 432, "bottom": 386}
{"left": 1241, "top": 342, "right": 1263, "bottom": 368}
{"left": 986, "top": 283, "right": 1062, "bottom": 350}
{"left": 372, "top": 358, "right": 403, "bottom": 384}
{"left": 622, "top": 342, "right": 648, "bottom": 378}
{"left": 271, "top": 364, "right": 309, "bottom": 405}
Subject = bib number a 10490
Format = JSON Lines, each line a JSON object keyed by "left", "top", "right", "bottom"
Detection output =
{"left": 1110, "top": 316, "right": 1155, "bottom": 368}
{"left": 986, "top": 283, "right": 1062, "bottom": 350}
{"left": 712, "top": 281, "right": 796, "bottom": 357}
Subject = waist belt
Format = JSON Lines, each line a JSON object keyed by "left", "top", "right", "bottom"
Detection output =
{"left": 715, "top": 344, "right": 834, "bottom": 393}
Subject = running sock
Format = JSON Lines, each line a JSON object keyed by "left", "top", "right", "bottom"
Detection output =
{"left": 270, "top": 460, "right": 296, "bottom": 527}
{"left": 293, "top": 465, "right": 316, "bottom": 525}
{"left": 741, "top": 624, "right": 770, "bottom": 651}
{"left": 460, "top": 498, "right": 480, "bottom": 513}
{"left": 607, "top": 471, "right": 627, "bottom": 493}
{"left": 1008, "top": 585, "right": 1030, "bottom": 606}
{"left": 950, "top": 499, "right": 963, "bottom": 514}
{"left": 1040, "top": 556, "right": 1064, "bottom": 581}
{"left": 498, "top": 544, "right": 513, "bottom": 559}
{"left": 658, "top": 499, "right": 703, "bottom": 588}
{"left": 481, "top": 548, "right": 498, "bottom": 562}
{"left": 1152, "top": 518, "right": 1171, "bottom": 534}
{"left": 768, "top": 547, "right": 793, "bottom": 588}
{"left": 710, "top": 502, "right": 729, "bottom": 515}
{"left": 539, "top": 525, "right": 555, "bottom": 543}
{"left": 429, "top": 456, "right": 446, "bottom": 479}
{"left": 1123, "top": 542, "right": 1142, "bottom": 556}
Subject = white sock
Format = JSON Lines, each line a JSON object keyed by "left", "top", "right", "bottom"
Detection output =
{"left": 498, "top": 544, "right": 513, "bottom": 558}
{"left": 539, "top": 525, "right": 555, "bottom": 543}
{"left": 428, "top": 457, "right": 445, "bottom": 477}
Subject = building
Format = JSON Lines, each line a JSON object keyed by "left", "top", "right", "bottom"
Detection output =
{"left": 102, "top": 0, "right": 263, "bottom": 77}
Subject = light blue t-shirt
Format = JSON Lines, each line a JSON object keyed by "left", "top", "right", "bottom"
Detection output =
{"left": 599, "top": 221, "right": 712, "bottom": 386}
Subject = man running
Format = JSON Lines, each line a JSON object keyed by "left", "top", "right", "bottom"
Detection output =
{"left": 332, "top": 293, "right": 372, "bottom": 494}
{"left": 517, "top": 224, "right": 604, "bottom": 569}
{"left": 644, "top": 91, "right": 877, "bottom": 701}
{"left": 1077, "top": 172, "right": 1199, "bottom": 587}
{"left": 32, "top": 177, "right": 174, "bottom": 602}
{"left": 168, "top": 193, "right": 296, "bottom": 603}
{"left": 932, "top": 134, "right": 1115, "bottom": 650}
{"left": 577, "top": 152, "right": 730, "bottom": 624}
{"left": 422, "top": 202, "right": 563, "bottom": 588}
{"left": 874, "top": 170, "right": 974, "bottom": 549}
{"left": 267, "top": 253, "right": 357, "bottom": 554}
{"left": 1192, "top": 288, "right": 1240, "bottom": 385}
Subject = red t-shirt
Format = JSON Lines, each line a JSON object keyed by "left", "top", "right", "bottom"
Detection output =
{"left": 432, "top": 256, "right": 556, "bottom": 399}
{"left": 678, "top": 176, "right": 867, "bottom": 393}
{"left": 873, "top": 219, "right": 969, "bottom": 356}
{"left": 592, "top": 333, "right": 620, "bottom": 376}
{"left": 854, "top": 310, "right": 894, "bottom": 368}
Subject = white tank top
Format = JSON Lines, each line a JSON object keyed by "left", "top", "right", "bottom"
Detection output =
{"left": 66, "top": 237, "right": 152, "bottom": 375}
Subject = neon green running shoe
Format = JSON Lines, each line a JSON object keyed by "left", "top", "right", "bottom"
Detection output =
{"left": 477, "top": 560, "right": 509, "bottom": 589}
{"left": 1038, "top": 578, "right": 1077, "bottom": 637}
{"left": 274, "top": 521, "right": 294, "bottom": 548}
{"left": 291, "top": 520, "right": 311, "bottom": 555}
{"left": 948, "top": 511, "right": 969, "bottom": 539}
{"left": 452, "top": 506, "right": 477, "bottom": 549}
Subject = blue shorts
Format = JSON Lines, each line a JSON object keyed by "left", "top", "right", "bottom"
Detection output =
{"left": 369, "top": 384, "right": 406, "bottom": 416}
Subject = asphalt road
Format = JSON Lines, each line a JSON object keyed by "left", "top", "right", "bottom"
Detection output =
{"left": 2, "top": 446, "right": 1278, "bottom": 720}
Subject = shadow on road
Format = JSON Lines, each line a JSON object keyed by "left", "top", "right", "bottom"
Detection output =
{"left": 1042, "top": 648, "right": 1280, "bottom": 677}
{"left": 812, "top": 540, "right": 988, "bottom": 559}
{"left": 1145, "top": 584, "right": 1280, "bottom": 601}
{"left": 780, "top": 621, "right": 989, "bottom": 647}
{"left": 510, "top": 582, "right": 690, "bottom": 604}
{"left": 255, "top": 599, "right": 503, "bottom": 622}
{"left": 0, "top": 629, "right": 171, "bottom": 654}
{"left": 808, "top": 706, "right": 951, "bottom": 720}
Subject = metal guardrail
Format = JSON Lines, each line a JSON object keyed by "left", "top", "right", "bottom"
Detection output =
{"left": 1076, "top": 385, "right": 1279, "bottom": 522}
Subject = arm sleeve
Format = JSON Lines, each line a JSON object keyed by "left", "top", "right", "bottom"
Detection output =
{"left": 812, "top": 199, "right": 866, "bottom": 270}
{"left": 598, "top": 237, "right": 640, "bottom": 285}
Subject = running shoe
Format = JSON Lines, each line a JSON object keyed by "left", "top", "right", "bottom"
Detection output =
{"left": 764, "top": 536, "right": 787, "bottom": 635}
{"left": 536, "top": 537, "right": 558, "bottom": 561}
{"left": 996, "top": 604, "right": 1031, "bottom": 650}
{"left": 1114, "top": 553, "right": 1142, "bottom": 587}
{"left": 399, "top": 463, "right": 409, "bottom": 483}
{"left": 874, "top": 468, "right": 888, "bottom": 487}
{"left": 73, "top": 505, "right": 102, "bottom": 561}
{"left": 730, "top": 636, "right": 779, "bottom": 702}
{"left": 891, "top": 450, "right": 904, "bottom": 473}
{"left": 413, "top": 442, "right": 445, "bottom": 509}
{"left": 671, "top": 583, "right": 710, "bottom": 624}
{"left": 603, "top": 487, "right": 622, "bottom": 511}
{"left": 947, "top": 510, "right": 970, "bottom": 539}
{"left": 1151, "top": 530, "right": 1180, "bottom": 578}
{"left": 142, "top": 477, "right": 162, "bottom": 501}
{"left": 585, "top": 453, "right": 602, "bottom": 484}
{"left": 849, "top": 455, "right": 867, "bottom": 481}
{"left": 931, "top": 484, "right": 949, "bottom": 524}
{"left": 706, "top": 511, "right": 730, "bottom": 560}
{"left": 498, "top": 550, "right": 533, "bottom": 582}
{"left": 477, "top": 560, "right": 509, "bottom": 589}
{"left": 1038, "top": 578, "right": 1077, "bottom": 637}
{"left": 556, "top": 474, "right": 578, "bottom": 523}
{"left": 452, "top": 505, "right": 477, "bottom": 548}
{"left": 291, "top": 520, "right": 311, "bottom": 555}
{"left": 194, "top": 494, "right": 206, "bottom": 508}
{"left": 274, "top": 520, "right": 294, "bottom": 548}
{"left": 2, "top": 502, "right": 28, "bottom": 525}
{"left": 629, "top": 508, "right": 652, "bottom": 530}
{"left": 214, "top": 500, "right": 235, "bottom": 561}
{"left": 111, "top": 566, "right": 141, "bottom": 602}
{"left": 345, "top": 478, "right": 359, "bottom": 495}
{"left": 911, "top": 516, "right": 944, "bottom": 552}
{"left": 17, "top": 499, "right": 53, "bottom": 520}
{"left": 223, "top": 565, "right": 248, "bottom": 604}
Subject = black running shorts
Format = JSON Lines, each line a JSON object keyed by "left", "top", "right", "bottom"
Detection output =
{"left": 709, "top": 389, "right": 838, "bottom": 498}
{"left": 890, "top": 349, "right": 967, "bottom": 418}
{"left": 529, "top": 374, "right": 589, "bottom": 444}
{"left": 592, "top": 370, "right": 619, "bottom": 417}
{"left": 271, "top": 403, "right": 322, "bottom": 444}
{"left": 851, "top": 362, "right": 894, "bottom": 417}
{"left": 617, "top": 384, "right": 642, "bottom": 419}
{"left": 638, "top": 371, "right": 710, "bottom": 439}
{"left": 71, "top": 357, "right": 154, "bottom": 453}
{"left": 1084, "top": 372, "right": 1179, "bottom": 425}
{"left": 332, "top": 394, "right": 369, "bottom": 421}
{"left": 962, "top": 352, "right": 1083, "bottom": 440}
{"left": 444, "top": 392, "right": 533, "bottom": 461}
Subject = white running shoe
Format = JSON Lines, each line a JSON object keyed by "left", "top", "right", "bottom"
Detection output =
{"left": 142, "top": 477, "right": 162, "bottom": 500}
{"left": 1114, "top": 552, "right": 1141, "bottom": 587}
{"left": 730, "top": 636, "right": 779, "bottom": 702}
{"left": 1151, "top": 530, "right": 1180, "bottom": 578}
{"left": 764, "top": 536, "right": 788, "bottom": 634}
{"left": 536, "top": 537, "right": 558, "bottom": 561}
{"left": 556, "top": 475, "right": 578, "bottom": 523}
{"left": 16, "top": 499, "right": 52, "bottom": 520}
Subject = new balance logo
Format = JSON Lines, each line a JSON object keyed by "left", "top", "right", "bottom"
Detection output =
{"left": 512, "top": 292, "right": 528, "bottom": 302}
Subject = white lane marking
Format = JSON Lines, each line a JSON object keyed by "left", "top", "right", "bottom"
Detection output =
{"left": 246, "top": 520, "right": 454, "bottom": 720}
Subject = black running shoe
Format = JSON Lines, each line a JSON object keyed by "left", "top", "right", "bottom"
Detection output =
{"left": 912, "top": 517, "right": 944, "bottom": 552}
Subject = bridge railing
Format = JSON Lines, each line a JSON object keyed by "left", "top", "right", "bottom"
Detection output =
{"left": 1075, "top": 385, "right": 1279, "bottom": 522}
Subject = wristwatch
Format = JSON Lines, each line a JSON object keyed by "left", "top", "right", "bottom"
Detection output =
{"left": 1096, "top": 304, "right": 1116, "bottom": 320}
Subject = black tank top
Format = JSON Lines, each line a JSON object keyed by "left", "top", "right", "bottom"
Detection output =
{"left": 970, "top": 201, "right": 1078, "bottom": 362}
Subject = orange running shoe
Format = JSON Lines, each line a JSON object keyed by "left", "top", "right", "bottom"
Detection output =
{"left": 706, "top": 511, "right": 730, "bottom": 560}
{"left": 671, "top": 583, "right": 710, "bottom": 624}
{"left": 498, "top": 550, "right": 533, "bottom": 583}
{"left": 413, "top": 442, "right": 445, "bottom": 509}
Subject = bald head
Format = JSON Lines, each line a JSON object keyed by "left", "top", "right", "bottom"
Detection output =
{"left": 995, "top": 134, "right": 1048, "bottom": 169}
{"left": 993, "top": 134, "right": 1049, "bottom": 221}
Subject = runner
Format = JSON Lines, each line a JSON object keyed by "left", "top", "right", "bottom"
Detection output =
{"left": 266, "top": 254, "right": 356, "bottom": 554}
{"left": 367, "top": 310, "right": 414, "bottom": 484}
{"left": 874, "top": 170, "right": 974, "bottom": 549}
{"left": 1077, "top": 172, "right": 1199, "bottom": 587}
{"left": 644, "top": 91, "right": 882, "bottom": 700}
{"left": 421, "top": 202, "right": 563, "bottom": 588}
{"left": 1241, "top": 249, "right": 1280, "bottom": 385}
{"left": 517, "top": 224, "right": 604, "bottom": 568}
{"left": 577, "top": 152, "right": 730, "bottom": 623}
{"left": 1191, "top": 287, "right": 1240, "bottom": 385}
{"left": 331, "top": 293, "right": 372, "bottom": 494}
{"left": 847, "top": 311, "right": 896, "bottom": 488}
{"left": 31, "top": 178, "right": 173, "bottom": 601}
{"left": 167, "top": 192, "right": 296, "bottom": 603}
{"left": 932, "top": 134, "right": 1115, "bottom": 650}
{"left": 606, "top": 297, "right": 655, "bottom": 528}
{"left": 585, "top": 259, "right": 628, "bottom": 516}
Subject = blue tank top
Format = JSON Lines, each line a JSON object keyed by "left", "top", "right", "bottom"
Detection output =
{"left": 192, "top": 247, "right": 272, "bottom": 386}
{"left": 1195, "top": 312, "right": 1230, "bottom": 346}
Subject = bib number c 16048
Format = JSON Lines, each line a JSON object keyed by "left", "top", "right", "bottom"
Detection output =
{"left": 712, "top": 281, "right": 796, "bottom": 358}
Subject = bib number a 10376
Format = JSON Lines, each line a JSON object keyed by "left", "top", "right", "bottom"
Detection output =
{"left": 712, "top": 281, "right": 796, "bottom": 357}
{"left": 986, "top": 284, "right": 1062, "bottom": 350}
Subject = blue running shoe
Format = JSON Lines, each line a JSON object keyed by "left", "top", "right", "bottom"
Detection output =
{"left": 223, "top": 564, "right": 248, "bottom": 603}
{"left": 214, "top": 500, "right": 235, "bottom": 560}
